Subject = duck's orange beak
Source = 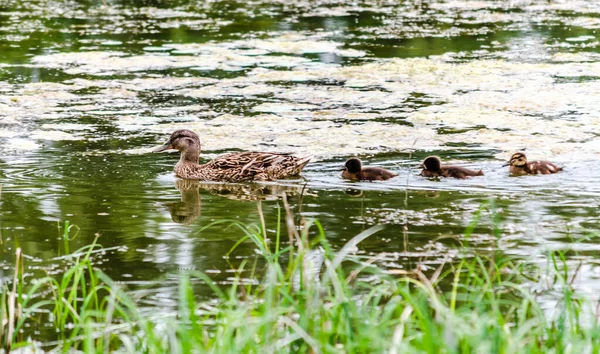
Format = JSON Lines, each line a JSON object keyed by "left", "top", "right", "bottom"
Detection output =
{"left": 152, "top": 143, "right": 173, "bottom": 152}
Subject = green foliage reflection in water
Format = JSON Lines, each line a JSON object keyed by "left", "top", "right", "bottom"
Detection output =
{"left": 3, "top": 206, "right": 600, "bottom": 353}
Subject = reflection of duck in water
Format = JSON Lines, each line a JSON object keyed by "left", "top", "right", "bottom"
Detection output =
{"left": 197, "top": 182, "right": 312, "bottom": 201}
{"left": 341, "top": 158, "right": 397, "bottom": 181}
{"left": 419, "top": 156, "right": 483, "bottom": 179}
{"left": 153, "top": 130, "right": 312, "bottom": 182}
{"left": 503, "top": 152, "right": 563, "bottom": 175}
{"left": 168, "top": 179, "right": 202, "bottom": 224}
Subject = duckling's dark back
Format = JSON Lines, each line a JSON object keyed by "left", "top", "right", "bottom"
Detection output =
{"left": 526, "top": 161, "right": 562, "bottom": 175}
{"left": 360, "top": 167, "right": 398, "bottom": 181}
{"left": 440, "top": 166, "right": 484, "bottom": 179}
{"left": 420, "top": 155, "right": 483, "bottom": 179}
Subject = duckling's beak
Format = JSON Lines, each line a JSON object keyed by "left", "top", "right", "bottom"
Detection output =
{"left": 502, "top": 161, "right": 510, "bottom": 167}
{"left": 153, "top": 143, "right": 173, "bottom": 152}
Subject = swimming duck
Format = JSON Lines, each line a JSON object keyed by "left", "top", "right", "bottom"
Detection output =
{"left": 341, "top": 158, "right": 397, "bottom": 181}
{"left": 153, "top": 130, "right": 311, "bottom": 181}
{"left": 420, "top": 156, "right": 483, "bottom": 179}
{"left": 504, "top": 152, "right": 562, "bottom": 175}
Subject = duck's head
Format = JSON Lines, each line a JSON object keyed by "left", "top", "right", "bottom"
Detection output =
{"left": 504, "top": 152, "right": 527, "bottom": 167}
{"left": 154, "top": 129, "right": 201, "bottom": 153}
{"left": 343, "top": 158, "right": 362, "bottom": 173}
{"left": 421, "top": 156, "right": 442, "bottom": 172}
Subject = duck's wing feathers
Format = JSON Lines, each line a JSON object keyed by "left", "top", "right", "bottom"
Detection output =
{"left": 207, "top": 152, "right": 295, "bottom": 171}
{"left": 206, "top": 152, "right": 310, "bottom": 180}
{"left": 529, "top": 161, "right": 563, "bottom": 174}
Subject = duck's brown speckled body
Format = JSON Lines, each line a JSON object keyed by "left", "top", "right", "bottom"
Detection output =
{"left": 504, "top": 152, "right": 562, "bottom": 175}
{"left": 341, "top": 158, "right": 397, "bottom": 181}
{"left": 420, "top": 156, "right": 483, "bottom": 179}
{"left": 154, "top": 130, "right": 311, "bottom": 181}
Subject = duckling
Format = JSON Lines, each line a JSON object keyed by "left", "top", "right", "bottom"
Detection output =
{"left": 341, "top": 157, "right": 397, "bottom": 181}
{"left": 420, "top": 156, "right": 483, "bottom": 179}
{"left": 153, "top": 130, "right": 311, "bottom": 181}
{"left": 504, "top": 152, "right": 562, "bottom": 175}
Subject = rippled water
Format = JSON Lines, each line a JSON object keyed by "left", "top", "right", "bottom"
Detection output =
{"left": 3, "top": 0, "right": 600, "bottom": 341}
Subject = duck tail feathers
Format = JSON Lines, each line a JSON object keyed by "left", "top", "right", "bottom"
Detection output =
{"left": 296, "top": 155, "right": 312, "bottom": 169}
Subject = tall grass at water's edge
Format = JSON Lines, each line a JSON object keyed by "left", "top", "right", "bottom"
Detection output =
{"left": 1, "top": 203, "right": 600, "bottom": 353}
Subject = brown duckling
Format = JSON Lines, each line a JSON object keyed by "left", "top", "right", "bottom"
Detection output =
{"left": 504, "top": 152, "right": 562, "bottom": 175}
{"left": 420, "top": 156, "right": 483, "bottom": 179}
{"left": 341, "top": 158, "right": 397, "bottom": 181}
{"left": 153, "top": 129, "right": 311, "bottom": 181}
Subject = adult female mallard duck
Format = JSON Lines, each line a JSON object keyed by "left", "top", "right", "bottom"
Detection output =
{"left": 153, "top": 130, "right": 311, "bottom": 181}
{"left": 341, "top": 157, "right": 397, "bottom": 181}
{"left": 503, "top": 152, "right": 562, "bottom": 175}
{"left": 420, "top": 156, "right": 483, "bottom": 179}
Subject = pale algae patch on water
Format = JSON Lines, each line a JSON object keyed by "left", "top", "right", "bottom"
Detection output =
{"left": 31, "top": 49, "right": 299, "bottom": 75}
{"left": 151, "top": 114, "right": 437, "bottom": 158}
{"left": 240, "top": 35, "right": 365, "bottom": 57}
{"left": 216, "top": 56, "right": 600, "bottom": 159}
{"left": 430, "top": 1, "right": 503, "bottom": 11}
{"left": 1, "top": 82, "right": 81, "bottom": 123}
{"left": 275, "top": 85, "right": 410, "bottom": 110}
{"left": 32, "top": 52, "right": 202, "bottom": 75}
{"left": 30, "top": 130, "right": 78, "bottom": 141}
{"left": 0, "top": 3, "right": 231, "bottom": 38}
{"left": 252, "top": 103, "right": 321, "bottom": 114}
{"left": 29, "top": 33, "right": 361, "bottom": 75}
{"left": 166, "top": 33, "right": 365, "bottom": 57}
{"left": 175, "top": 82, "right": 278, "bottom": 99}
{"left": 10, "top": 35, "right": 600, "bottom": 159}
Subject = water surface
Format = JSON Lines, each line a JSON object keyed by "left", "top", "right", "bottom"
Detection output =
{"left": 2, "top": 0, "right": 600, "bottom": 342}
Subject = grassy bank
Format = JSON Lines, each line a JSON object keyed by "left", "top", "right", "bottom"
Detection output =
{"left": 2, "top": 207, "right": 599, "bottom": 353}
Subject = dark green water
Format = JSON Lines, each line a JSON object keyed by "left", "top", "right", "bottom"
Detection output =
{"left": 3, "top": 0, "right": 600, "bottom": 342}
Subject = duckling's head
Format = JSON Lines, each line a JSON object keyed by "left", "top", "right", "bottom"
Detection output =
{"left": 505, "top": 152, "right": 527, "bottom": 167}
{"left": 154, "top": 130, "right": 201, "bottom": 153}
{"left": 422, "top": 156, "right": 442, "bottom": 172}
{"left": 344, "top": 158, "right": 362, "bottom": 173}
